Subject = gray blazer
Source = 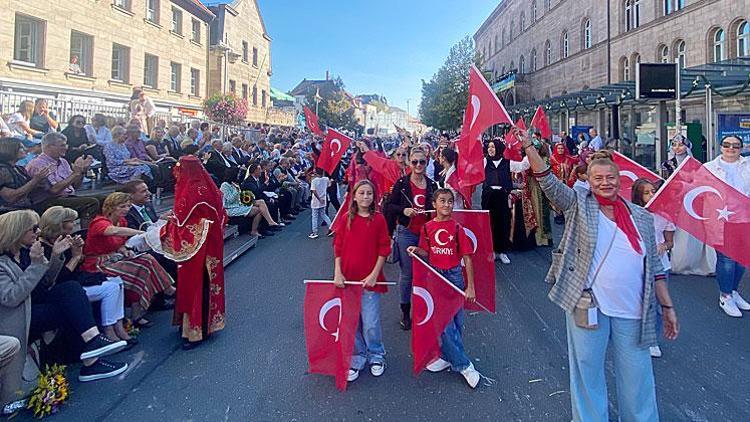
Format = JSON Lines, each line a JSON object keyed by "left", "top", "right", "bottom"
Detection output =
{"left": 538, "top": 174, "right": 664, "bottom": 347}
{"left": 0, "top": 254, "right": 61, "bottom": 404}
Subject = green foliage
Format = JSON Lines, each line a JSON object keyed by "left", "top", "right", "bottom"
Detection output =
{"left": 304, "top": 77, "right": 362, "bottom": 134}
{"left": 419, "top": 36, "right": 481, "bottom": 132}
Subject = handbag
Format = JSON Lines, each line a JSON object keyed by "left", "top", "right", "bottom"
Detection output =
{"left": 573, "top": 229, "right": 616, "bottom": 329}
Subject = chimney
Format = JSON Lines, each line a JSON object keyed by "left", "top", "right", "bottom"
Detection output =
{"left": 325, "top": 70, "right": 329, "bottom": 80}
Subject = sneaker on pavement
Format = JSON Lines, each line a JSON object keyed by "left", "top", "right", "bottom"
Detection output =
{"left": 649, "top": 346, "right": 663, "bottom": 358}
{"left": 326, "top": 230, "right": 334, "bottom": 237}
{"left": 308, "top": 233, "right": 319, "bottom": 239}
{"left": 78, "top": 359, "right": 128, "bottom": 382}
{"left": 720, "top": 295, "right": 742, "bottom": 317}
{"left": 370, "top": 362, "right": 385, "bottom": 377}
{"left": 80, "top": 334, "right": 127, "bottom": 360}
{"left": 460, "top": 362, "right": 480, "bottom": 389}
{"left": 732, "top": 291, "right": 750, "bottom": 311}
{"left": 499, "top": 253, "right": 511, "bottom": 265}
{"left": 2, "top": 398, "right": 27, "bottom": 416}
{"left": 426, "top": 358, "right": 451, "bottom": 373}
{"left": 347, "top": 368, "right": 359, "bottom": 382}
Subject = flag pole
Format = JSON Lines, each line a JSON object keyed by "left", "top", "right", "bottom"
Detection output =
{"left": 304, "top": 280, "right": 397, "bottom": 286}
{"left": 408, "top": 252, "right": 466, "bottom": 297}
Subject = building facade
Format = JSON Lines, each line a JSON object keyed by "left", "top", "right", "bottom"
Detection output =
{"left": 474, "top": 0, "right": 750, "bottom": 165}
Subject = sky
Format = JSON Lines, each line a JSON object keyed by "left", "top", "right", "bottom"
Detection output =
{"left": 256, "top": 0, "right": 499, "bottom": 118}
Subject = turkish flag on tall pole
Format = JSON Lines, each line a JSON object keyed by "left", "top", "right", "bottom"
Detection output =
{"left": 611, "top": 151, "right": 662, "bottom": 199}
{"left": 647, "top": 157, "right": 750, "bottom": 268}
{"left": 450, "top": 210, "right": 496, "bottom": 313}
{"left": 503, "top": 118, "right": 526, "bottom": 161}
{"left": 455, "top": 65, "right": 513, "bottom": 193}
{"left": 530, "top": 106, "right": 553, "bottom": 141}
{"left": 410, "top": 254, "right": 466, "bottom": 375}
{"left": 317, "top": 129, "right": 352, "bottom": 175}
{"left": 304, "top": 106, "right": 323, "bottom": 136}
{"left": 303, "top": 282, "right": 363, "bottom": 391}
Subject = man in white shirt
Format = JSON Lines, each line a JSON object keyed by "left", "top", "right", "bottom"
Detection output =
{"left": 589, "top": 128, "right": 603, "bottom": 151}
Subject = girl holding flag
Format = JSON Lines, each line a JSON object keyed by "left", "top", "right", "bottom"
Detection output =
{"left": 407, "top": 188, "right": 481, "bottom": 388}
{"left": 333, "top": 180, "right": 391, "bottom": 383}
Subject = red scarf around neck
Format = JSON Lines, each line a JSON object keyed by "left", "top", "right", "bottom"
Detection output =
{"left": 594, "top": 194, "right": 643, "bottom": 254}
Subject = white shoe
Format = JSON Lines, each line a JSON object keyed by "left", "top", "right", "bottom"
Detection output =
{"left": 720, "top": 295, "right": 742, "bottom": 317}
{"left": 308, "top": 233, "right": 319, "bottom": 239}
{"left": 347, "top": 368, "right": 359, "bottom": 382}
{"left": 732, "top": 291, "right": 750, "bottom": 311}
{"left": 649, "top": 346, "right": 662, "bottom": 358}
{"left": 460, "top": 362, "right": 480, "bottom": 389}
{"left": 370, "top": 362, "right": 385, "bottom": 377}
{"left": 499, "top": 253, "right": 511, "bottom": 265}
{"left": 426, "top": 358, "right": 451, "bottom": 373}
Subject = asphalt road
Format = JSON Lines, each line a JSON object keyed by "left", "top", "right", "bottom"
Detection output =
{"left": 18, "top": 208, "right": 750, "bottom": 422}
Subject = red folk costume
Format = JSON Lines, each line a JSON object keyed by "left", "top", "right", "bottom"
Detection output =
{"left": 550, "top": 143, "right": 576, "bottom": 187}
{"left": 156, "top": 156, "right": 227, "bottom": 342}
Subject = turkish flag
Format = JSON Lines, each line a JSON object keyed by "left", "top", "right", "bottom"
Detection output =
{"left": 445, "top": 168, "right": 475, "bottom": 208}
{"left": 455, "top": 65, "right": 514, "bottom": 193}
{"left": 304, "top": 106, "right": 323, "bottom": 136}
{"left": 612, "top": 151, "right": 662, "bottom": 199}
{"left": 530, "top": 106, "right": 553, "bottom": 141}
{"left": 647, "top": 157, "right": 750, "bottom": 268}
{"left": 329, "top": 191, "right": 349, "bottom": 234}
{"left": 303, "top": 282, "right": 363, "bottom": 391}
{"left": 503, "top": 118, "right": 526, "bottom": 161}
{"left": 317, "top": 129, "right": 352, "bottom": 175}
{"left": 411, "top": 255, "right": 466, "bottom": 375}
{"left": 450, "top": 210, "right": 496, "bottom": 313}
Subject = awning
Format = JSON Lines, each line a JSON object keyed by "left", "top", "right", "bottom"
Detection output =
{"left": 270, "top": 87, "right": 295, "bottom": 102}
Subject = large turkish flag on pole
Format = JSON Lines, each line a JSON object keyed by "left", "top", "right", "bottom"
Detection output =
{"left": 450, "top": 210, "right": 496, "bottom": 313}
{"left": 303, "top": 282, "right": 363, "bottom": 391}
{"left": 304, "top": 106, "right": 323, "bottom": 136}
{"left": 455, "top": 65, "right": 513, "bottom": 191}
{"left": 530, "top": 106, "right": 553, "bottom": 141}
{"left": 611, "top": 151, "right": 662, "bottom": 199}
{"left": 410, "top": 254, "right": 466, "bottom": 375}
{"left": 317, "top": 129, "right": 352, "bottom": 175}
{"left": 647, "top": 157, "right": 750, "bottom": 268}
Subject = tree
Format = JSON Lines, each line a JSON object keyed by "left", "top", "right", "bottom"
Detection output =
{"left": 305, "top": 77, "right": 363, "bottom": 134}
{"left": 419, "top": 36, "right": 481, "bottom": 132}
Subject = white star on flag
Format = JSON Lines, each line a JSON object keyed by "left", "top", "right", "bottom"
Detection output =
{"left": 716, "top": 206, "right": 736, "bottom": 221}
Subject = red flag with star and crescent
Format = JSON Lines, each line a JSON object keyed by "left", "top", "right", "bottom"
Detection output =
{"left": 530, "top": 106, "right": 553, "bottom": 141}
{"left": 410, "top": 255, "right": 466, "bottom": 375}
{"left": 450, "top": 210, "right": 496, "bottom": 313}
{"left": 455, "top": 64, "right": 514, "bottom": 196}
{"left": 503, "top": 118, "right": 526, "bottom": 161}
{"left": 303, "top": 282, "right": 363, "bottom": 391}
{"left": 304, "top": 106, "right": 324, "bottom": 136}
{"left": 317, "top": 129, "right": 352, "bottom": 176}
{"left": 611, "top": 151, "right": 662, "bottom": 199}
{"left": 647, "top": 157, "right": 750, "bottom": 268}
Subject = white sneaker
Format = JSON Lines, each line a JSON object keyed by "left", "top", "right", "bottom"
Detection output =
{"left": 649, "top": 346, "right": 662, "bottom": 358}
{"left": 426, "top": 358, "right": 451, "bottom": 373}
{"left": 732, "top": 291, "right": 750, "bottom": 311}
{"left": 347, "top": 368, "right": 359, "bottom": 382}
{"left": 460, "top": 362, "right": 480, "bottom": 389}
{"left": 308, "top": 233, "right": 319, "bottom": 239}
{"left": 499, "top": 253, "right": 511, "bottom": 265}
{"left": 720, "top": 295, "right": 742, "bottom": 317}
{"left": 370, "top": 362, "right": 385, "bottom": 377}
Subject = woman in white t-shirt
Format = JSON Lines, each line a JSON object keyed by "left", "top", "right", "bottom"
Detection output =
{"left": 5, "top": 100, "right": 40, "bottom": 139}
{"left": 632, "top": 178, "right": 675, "bottom": 358}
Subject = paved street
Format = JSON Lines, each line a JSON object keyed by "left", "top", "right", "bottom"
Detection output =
{"left": 21, "top": 208, "right": 750, "bottom": 421}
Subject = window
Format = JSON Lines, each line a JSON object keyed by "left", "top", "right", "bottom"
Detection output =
{"left": 502, "top": 65, "right": 506, "bottom": 74}
{"left": 242, "top": 83, "right": 248, "bottom": 99}
{"left": 544, "top": 40, "right": 552, "bottom": 66}
{"left": 488, "top": 39, "right": 493, "bottom": 56}
{"left": 621, "top": 56, "right": 630, "bottom": 81}
{"left": 545, "top": 0, "right": 551, "bottom": 12}
{"left": 495, "top": 34, "right": 499, "bottom": 53}
{"left": 530, "top": 49, "right": 537, "bottom": 72}
{"left": 69, "top": 31, "right": 93, "bottom": 76}
{"left": 252, "top": 47, "right": 258, "bottom": 67}
{"left": 712, "top": 28, "right": 726, "bottom": 61}
{"left": 675, "top": 40, "right": 687, "bottom": 69}
{"left": 583, "top": 19, "right": 592, "bottom": 49}
{"left": 510, "top": 61, "right": 515, "bottom": 72}
{"left": 510, "top": 20, "right": 514, "bottom": 40}
{"left": 171, "top": 7, "right": 183, "bottom": 34}
{"left": 502, "top": 28, "right": 506, "bottom": 46}
{"left": 146, "top": 0, "right": 159, "bottom": 23}
{"left": 143, "top": 54, "right": 158, "bottom": 88}
{"left": 737, "top": 21, "right": 749, "bottom": 57}
{"left": 242, "top": 41, "right": 248, "bottom": 62}
{"left": 170, "top": 62, "right": 181, "bottom": 92}
{"left": 262, "top": 89, "right": 267, "bottom": 108}
{"left": 14, "top": 14, "right": 45, "bottom": 66}
{"left": 664, "top": 0, "right": 684, "bottom": 15}
{"left": 111, "top": 43, "right": 130, "bottom": 82}
{"left": 191, "top": 19, "right": 201, "bottom": 43}
{"left": 252, "top": 85, "right": 258, "bottom": 106}
{"left": 190, "top": 68, "right": 200, "bottom": 96}
{"left": 625, "top": 0, "right": 641, "bottom": 31}
{"left": 561, "top": 31, "right": 569, "bottom": 58}
{"left": 229, "top": 80, "right": 236, "bottom": 94}
{"left": 113, "top": 0, "right": 131, "bottom": 10}
{"left": 520, "top": 13, "right": 525, "bottom": 33}
{"left": 519, "top": 55, "right": 525, "bottom": 74}
{"left": 531, "top": 1, "right": 537, "bottom": 22}
{"left": 659, "top": 45, "right": 670, "bottom": 63}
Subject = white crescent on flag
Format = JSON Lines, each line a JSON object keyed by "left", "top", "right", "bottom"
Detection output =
{"left": 470, "top": 95, "right": 481, "bottom": 131}
{"left": 330, "top": 139, "right": 342, "bottom": 157}
{"left": 463, "top": 227, "right": 478, "bottom": 254}
{"left": 683, "top": 186, "right": 722, "bottom": 221}
{"left": 413, "top": 286, "right": 434, "bottom": 326}
{"left": 318, "top": 298, "right": 342, "bottom": 341}
{"left": 619, "top": 170, "right": 638, "bottom": 181}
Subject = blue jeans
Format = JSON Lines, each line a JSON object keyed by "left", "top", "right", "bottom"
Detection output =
{"left": 436, "top": 266, "right": 471, "bottom": 372}
{"left": 715, "top": 251, "right": 745, "bottom": 295}
{"left": 310, "top": 207, "right": 331, "bottom": 234}
{"left": 395, "top": 225, "right": 419, "bottom": 305}
{"left": 350, "top": 290, "right": 385, "bottom": 370}
{"left": 565, "top": 311, "right": 658, "bottom": 422}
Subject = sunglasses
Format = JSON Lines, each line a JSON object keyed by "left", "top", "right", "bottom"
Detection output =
{"left": 721, "top": 143, "right": 742, "bottom": 149}
{"left": 396, "top": 153, "right": 406, "bottom": 157}
{"left": 411, "top": 159, "right": 427, "bottom": 166}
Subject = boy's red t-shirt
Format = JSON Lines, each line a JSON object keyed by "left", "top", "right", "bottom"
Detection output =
{"left": 407, "top": 182, "right": 429, "bottom": 235}
{"left": 333, "top": 212, "right": 392, "bottom": 293}
{"left": 418, "top": 218, "right": 473, "bottom": 270}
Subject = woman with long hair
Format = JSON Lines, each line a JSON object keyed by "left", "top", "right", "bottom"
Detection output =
{"left": 61, "top": 114, "right": 91, "bottom": 162}
{"left": 5, "top": 100, "right": 39, "bottom": 139}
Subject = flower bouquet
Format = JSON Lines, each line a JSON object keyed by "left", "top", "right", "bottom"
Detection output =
{"left": 27, "top": 364, "right": 69, "bottom": 418}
